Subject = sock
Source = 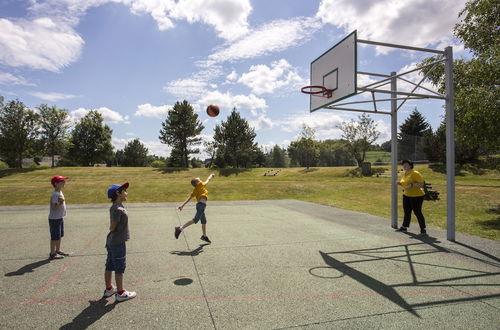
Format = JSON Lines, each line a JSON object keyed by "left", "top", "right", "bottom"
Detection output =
{"left": 118, "top": 290, "right": 125, "bottom": 295}
{"left": 106, "top": 285, "right": 113, "bottom": 291}
{"left": 179, "top": 225, "right": 184, "bottom": 230}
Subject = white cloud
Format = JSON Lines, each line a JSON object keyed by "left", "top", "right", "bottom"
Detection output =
{"left": 238, "top": 59, "right": 307, "bottom": 95}
{"left": 164, "top": 66, "right": 223, "bottom": 100}
{"left": 134, "top": 103, "right": 171, "bottom": 118}
{"left": 317, "top": 0, "right": 466, "bottom": 54}
{"left": 31, "top": 91, "right": 77, "bottom": 102}
{"left": 70, "top": 107, "right": 129, "bottom": 124}
{"left": 226, "top": 70, "right": 238, "bottom": 81}
{"left": 197, "top": 90, "right": 267, "bottom": 112}
{"left": 248, "top": 114, "right": 274, "bottom": 131}
{"left": 206, "top": 17, "right": 322, "bottom": 64}
{"left": 0, "top": 17, "right": 84, "bottom": 72}
{"left": 128, "top": 0, "right": 251, "bottom": 40}
{"left": 0, "top": 72, "right": 35, "bottom": 86}
{"left": 168, "top": 0, "right": 252, "bottom": 40}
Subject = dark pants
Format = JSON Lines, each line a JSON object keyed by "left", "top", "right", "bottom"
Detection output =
{"left": 402, "top": 195, "right": 426, "bottom": 230}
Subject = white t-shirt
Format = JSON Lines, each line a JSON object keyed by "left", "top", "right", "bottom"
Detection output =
{"left": 49, "top": 191, "right": 66, "bottom": 219}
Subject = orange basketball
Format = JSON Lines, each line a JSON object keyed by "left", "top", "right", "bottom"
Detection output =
{"left": 206, "top": 104, "right": 220, "bottom": 117}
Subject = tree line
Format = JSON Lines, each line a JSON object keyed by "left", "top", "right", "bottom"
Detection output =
{"left": 0, "top": 0, "right": 496, "bottom": 169}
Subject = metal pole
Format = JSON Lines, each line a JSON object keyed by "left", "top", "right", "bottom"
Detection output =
{"left": 391, "top": 72, "right": 398, "bottom": 229}
{"left": 445, "top": 47, "right": 455, "bottom": 241}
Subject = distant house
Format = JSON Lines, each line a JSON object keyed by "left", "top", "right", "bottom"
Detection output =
{"left": 22, "top": 155, "right": 61, "bottom": 167}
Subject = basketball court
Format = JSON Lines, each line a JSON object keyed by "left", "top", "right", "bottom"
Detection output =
{"left": 1, "top": 201, "right": 499, "bottom": 329}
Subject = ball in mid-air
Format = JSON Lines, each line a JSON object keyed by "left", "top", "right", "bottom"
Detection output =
{"left": 206, "top": 104, "right": 220, "bottom": 117}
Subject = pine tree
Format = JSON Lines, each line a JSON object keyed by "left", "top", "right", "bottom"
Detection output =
{"left": 398, "top": 108, "right": 431, "bottom": 161}
{"left": 159, "top": 100, "right": 204, "bottom": 167}
{"left": 213, "top": 108, "right": 258, "bottom": 168}
{"left": 122, "top": 139, "right": 149, "bottom": 167}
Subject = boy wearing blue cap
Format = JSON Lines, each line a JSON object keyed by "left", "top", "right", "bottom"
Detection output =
{"left": 103, "top": 182, "right": 136, "bottom": 302}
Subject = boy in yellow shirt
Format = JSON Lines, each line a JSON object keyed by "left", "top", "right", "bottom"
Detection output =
{"left": 175, "top": 173, "right": 215, "bottom": 243}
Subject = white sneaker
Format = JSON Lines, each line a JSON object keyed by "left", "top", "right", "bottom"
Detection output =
{"left": 115, "top": 290, "right": 137, "bottom": 302}
{"left": 103, "top": 285, "right": 117, "bottom": 298}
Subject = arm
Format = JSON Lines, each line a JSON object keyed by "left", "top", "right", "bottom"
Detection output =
{"left": 109, "top": 221, "right": 118, "bottom": 232}
{"left": 52, "top": 193, "right": 65, "bottom": 209}
{"left": 177, "top": 195, "right": 193, "bottom": 211}
{"left": 205, "top": 173, "right": 215, "bottom": 185}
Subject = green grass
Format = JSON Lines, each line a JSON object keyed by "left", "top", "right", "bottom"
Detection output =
{"left": 0, "top": 165, "right": 498, "bottom": 241}
{"left": 364, "top": 151, "right": 391, "bottom": 163}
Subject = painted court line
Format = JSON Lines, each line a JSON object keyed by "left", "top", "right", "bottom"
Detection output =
{"left": 29, "top": 232, "right": 101, "bottom": 302}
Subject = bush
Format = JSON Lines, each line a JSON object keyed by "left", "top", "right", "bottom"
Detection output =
{"left": 0, "top": 160, "right": 8, "bottom": 170}
{"left": 151, "top": 160, "right": 166, "bottom": 168}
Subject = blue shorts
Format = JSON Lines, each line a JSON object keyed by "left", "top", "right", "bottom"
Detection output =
{"left": 105, "top": 242, "right": 126, "bottom": 274}
{"left": 192, "top": 202, "right": 207, "bottom": 224}
{"left": 48, "top": 218, "right": 64, "bottom": 240}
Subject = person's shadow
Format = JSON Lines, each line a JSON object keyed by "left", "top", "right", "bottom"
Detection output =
{"left": 5, "top": 259, "right": 51, "bottom": 276}
{"left": 170, "top": 244, "right": 209, "bottom": 256}
{"left": 60, "top": 298, "right": 116, "bottom": 330}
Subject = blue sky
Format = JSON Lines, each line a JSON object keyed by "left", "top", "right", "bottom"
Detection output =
{"left": 0, "top": 0, "right": 468, "bottom": 158}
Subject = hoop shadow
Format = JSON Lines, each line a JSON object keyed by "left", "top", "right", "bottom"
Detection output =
{"left": 5, "top": 259, "right": 51, "bottom": 276}
{"left": 59, "top": 298, "right": 116, "bottom": 330}
{"left": 170, "top": 244, "right": 209, "bottom": 256}
{"left": 313, "top": 239, "right": 500, "bottom": 318}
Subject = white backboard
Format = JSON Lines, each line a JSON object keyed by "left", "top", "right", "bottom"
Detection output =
{"left": 309, "top": 30, "right": 357, "bottom": 112}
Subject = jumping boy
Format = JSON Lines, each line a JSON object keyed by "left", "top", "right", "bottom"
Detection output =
{"left": 175, "top": 173, "right": 215, "bottom": 243}
{"left": 103, "top": 182, "right": 136, "bottom": 302}
{"left": 48, "top": 175, "right": 69, "bottom": 260}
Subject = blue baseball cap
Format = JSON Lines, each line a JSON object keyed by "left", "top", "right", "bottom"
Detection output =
{"left": 107, "top": 182, "right": 129, "bottom": 198}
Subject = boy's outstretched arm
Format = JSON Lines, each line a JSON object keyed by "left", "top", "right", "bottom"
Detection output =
{"left": 205, "top": 173, "right": 215, "bottom": 185}
{"left": 178, "top": 195, "right": 193, "bottom": 211}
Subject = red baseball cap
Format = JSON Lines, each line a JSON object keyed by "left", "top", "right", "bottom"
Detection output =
{"left": 51, "top": 175, "right": 68, "bottom": 186}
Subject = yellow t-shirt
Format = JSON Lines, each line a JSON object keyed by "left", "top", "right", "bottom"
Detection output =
{"left": 399, "top": 169, "right": 425, "bottom": 197}
{"left": 191, "top": 181, "right": 208, "bottom": 202}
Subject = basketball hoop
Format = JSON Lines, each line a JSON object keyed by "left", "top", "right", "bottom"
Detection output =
{"left": 301, "top": 85, "right": 333, "bottom": 98}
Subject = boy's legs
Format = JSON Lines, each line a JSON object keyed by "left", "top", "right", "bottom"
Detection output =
{"left": 202, "top": 223, "right": 207, "bottom": 236}
{"left": 115, "top": 273, "right": 124, "bottom": 291}
{"left": 105, "top": 270, "right": 113, "bottom": 288}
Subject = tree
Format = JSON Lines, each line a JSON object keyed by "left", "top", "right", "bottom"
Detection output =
{"left": 67, "top": 110, "right": 113, "bottom": 166}
{"left": 288, "top": 125, "right": 319, "bottom": 169}
{"left": 419, "top": 0, "right": 500, "bottom": 158}
{"left": 159, "top": 100, "right": 204, "bottom": 167}
{"left": 0, "top": 99, "right": 39, "bottom": 168}
{"left": 269, "top": 145, "right": 287, "bottom": 167}
{"left": 38, "top": 104, "right": 71, "bottom": 167}
{"left": 204, "top": 141, "right": 217, "bottom": 168}
{"left": 122, "top": 139, "right": 149, "bottom": 167}
{"left": 317, "top": 139, "right": 354, "bottom": 166}
{"left": 213, "top": 108, "right": 258, "bottom": 168}
{"left": 398, "top": 108, "right": 431, "bottom": 160}
{"left": 339, "top": 114, "right": 380, "bottom": 167}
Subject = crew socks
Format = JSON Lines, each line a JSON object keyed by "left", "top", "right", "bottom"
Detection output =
{"left": 106, "top": 285, "right": 113, "bottom": 291}
{"left": 117, "top": 290, "right": 125, "bottom": 295}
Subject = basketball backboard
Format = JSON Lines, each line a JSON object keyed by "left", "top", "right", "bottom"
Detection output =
{"left": 308, "top": 30, "right": 357, "bottom": 112}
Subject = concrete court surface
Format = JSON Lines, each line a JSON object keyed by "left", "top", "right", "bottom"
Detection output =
{"left": 0, "top": 200, "right": 499, "bottom": 329}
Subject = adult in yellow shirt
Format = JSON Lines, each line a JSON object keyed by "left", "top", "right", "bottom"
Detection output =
{"left": 396, "top": 160, "right": 427, "bottom": 236}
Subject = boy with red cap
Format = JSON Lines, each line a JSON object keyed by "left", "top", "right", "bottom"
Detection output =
{"left": 48, "top": 175, "right": 69, "bottom": 260}
{"left": 103, "top": 182, "right": 136, "bottom": 302}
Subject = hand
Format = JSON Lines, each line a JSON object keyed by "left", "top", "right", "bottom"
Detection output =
{"left": 210, "top": 173, "right": 215, "bottom": 178}
{"left": 58, "top": 196, "right": 65, "bottom": 203}
{"left": 177, "top": 205, "right": 183, "bottom": 211}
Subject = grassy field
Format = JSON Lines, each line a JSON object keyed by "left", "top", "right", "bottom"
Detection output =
{"left": 0, "top": 165, "right": 498, "bottom": 241}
